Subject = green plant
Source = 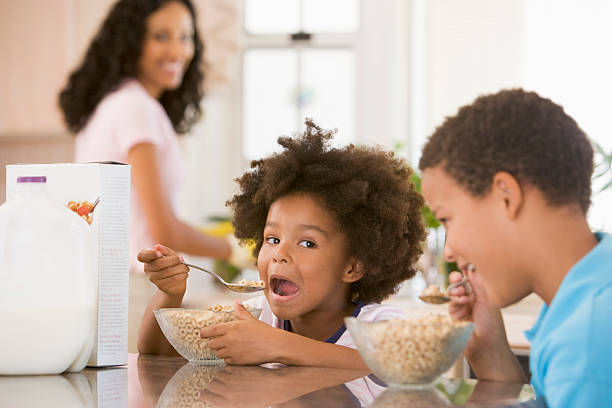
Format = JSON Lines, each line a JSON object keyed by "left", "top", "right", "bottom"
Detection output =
{"left": 392, "top": 141, "right": 439, "bottom": 229}
{"left": 593, "top": 140, "right": 612, "bottom": 193}
{"left": 409, "top": 172, "right": 440, "bottom": 229}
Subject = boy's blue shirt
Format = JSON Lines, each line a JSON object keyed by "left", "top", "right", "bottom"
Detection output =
{"left": 524, "top": 232, "right": 612, "bottom": 408}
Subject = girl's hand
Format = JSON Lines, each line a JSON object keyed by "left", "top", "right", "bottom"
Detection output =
{"left": 201, "top": 300, "right": 284, "bottom": 365}
{"left": 137, "top": 244, "right": 188, "bottom": 300}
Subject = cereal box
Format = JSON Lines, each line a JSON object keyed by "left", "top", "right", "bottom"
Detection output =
{"left": 6, "top": 163, "right": 130, "bottom": 367}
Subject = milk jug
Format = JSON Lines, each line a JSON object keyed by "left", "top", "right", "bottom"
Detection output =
{"left": 0, "top": 176, "right": 96, "bottom": 375}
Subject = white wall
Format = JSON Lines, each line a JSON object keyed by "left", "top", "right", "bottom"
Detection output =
{"left": 412, "top": 0, "right": 525, "bottom": 157}
{"left": 521, "top": 0, "right": 612, "bottom": 230}
{"left": 410, "top": 0, "right": 611, "bottom": 230}
{"left": 355, "top": 0, "right": 410, "bottom": 149}
{"left": 178, "top": 56, "right": 244, "bottom": 223}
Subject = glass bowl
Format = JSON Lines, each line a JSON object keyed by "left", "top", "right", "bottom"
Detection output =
{"left": 154, "top": 307, "right": 262, "bottom": 364}
{"left": 345, "top": 314, "right": 474, "bottom": 387}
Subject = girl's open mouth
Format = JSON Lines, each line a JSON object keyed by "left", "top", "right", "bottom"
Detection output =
{"left": 270, "top": 277, "right": 300, "bottom": 299}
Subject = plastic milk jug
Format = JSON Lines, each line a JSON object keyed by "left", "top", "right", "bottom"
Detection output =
{"left": 0, "top": 176, "right": 96, "bottom": 374}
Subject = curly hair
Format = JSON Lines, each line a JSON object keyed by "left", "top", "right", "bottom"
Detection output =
{"left": 227, "top": 120, "right": 426, "bottom": 304}
{"left": 419, "top": 89, "right": 594, "bottom": 213}
{"left": 58, "top": 0, "right": 204, "bottom": 134}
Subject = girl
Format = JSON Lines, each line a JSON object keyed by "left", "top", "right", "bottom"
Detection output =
{"left": 138, "top": 120, "right": 426, "bottom": 369}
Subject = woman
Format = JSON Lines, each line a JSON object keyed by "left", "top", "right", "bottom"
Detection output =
{"left": 59, "top": 0, "right": 232, "bottom": 273}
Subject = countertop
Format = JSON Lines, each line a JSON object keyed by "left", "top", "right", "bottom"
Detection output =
{"left": 0, "top": 353, "right": 538, "bottom": 407}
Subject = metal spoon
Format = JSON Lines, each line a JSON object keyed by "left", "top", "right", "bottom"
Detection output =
{"left": 182, "top": 262, "right": 265, "bottom": 293}
{"left": 418, "top": 280, "right": 464, "bottom": 304}
{"left": 419, "top": 265, "right": 474, "bottom": 304}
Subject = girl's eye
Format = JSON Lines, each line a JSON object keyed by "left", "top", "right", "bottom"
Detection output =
{"left": 299, "top": 240, "right": 317, "bottom": 249}
{"left": 438, "top": 217, "right": 448, "bottom": 225}
{"left": 153, "top": 32, "right": 169, "bottom": 41}
{"left": 265, "top": 236, "right": 280, "bottom": 245}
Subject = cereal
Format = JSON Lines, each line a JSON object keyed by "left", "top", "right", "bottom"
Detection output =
{"left": 155, "top": 306, "right": 261, "bottom": 363}
{"left": 421, "top": 285, "right": 445, "bottom": 297}
{"left": 237, "top": 279, "right": 266, "bottom": 288}
{"left": 347, "top": 313, "right": 474, "bottom": 385}
{"left": 205, "top": 303, "right": 250, "bottom": 313}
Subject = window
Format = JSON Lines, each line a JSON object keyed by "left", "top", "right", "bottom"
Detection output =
{"left": 242, "top": 0, "right": 358, "bottom": 161}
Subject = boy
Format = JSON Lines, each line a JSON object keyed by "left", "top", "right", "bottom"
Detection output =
{"left": 419, "top": 89, "right": 612, "bottom": 407}
{"left": 137, "top": 119, "right": 426, "bottom": 369}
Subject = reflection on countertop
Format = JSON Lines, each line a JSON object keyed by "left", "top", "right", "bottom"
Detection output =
{"left": 0, "top": 354, "right": 538, "bottom": 408}
{"left": 0, "top": 366, "right": 127, "bottom": 408}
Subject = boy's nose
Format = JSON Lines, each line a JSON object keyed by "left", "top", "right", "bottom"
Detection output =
{"left": 442, "top": 240, "right": 456, "bottom": 263}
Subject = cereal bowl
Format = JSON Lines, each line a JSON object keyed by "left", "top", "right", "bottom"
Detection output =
{"left": 345, "top": 314, "right": 474, "bottom": 387}
{"left": 154, "top": 306, "right": 262, "bottom": 364}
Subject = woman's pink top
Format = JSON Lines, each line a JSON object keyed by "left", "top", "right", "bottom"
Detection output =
{"left": 74, "top": 78, "right": 185, "bottom": 273}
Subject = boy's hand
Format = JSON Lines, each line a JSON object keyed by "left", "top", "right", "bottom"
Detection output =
{"left": 201, "top": 300, "right": 284, "bottom": 365}
{"left": 448, "top": 267, "right": 526, "bottom": 382}
{"left": 137, "top": 244, "right": 188, "bottom": 300}
{"left": 448, "top": 268, "right": 512, "bottom": 366}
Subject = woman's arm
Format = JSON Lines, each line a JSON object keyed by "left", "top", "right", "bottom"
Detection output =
{"left": 128, "top": 143, "right": 231, "bottom": 259}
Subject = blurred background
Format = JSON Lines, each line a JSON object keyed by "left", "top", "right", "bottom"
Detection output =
{"left": 1, "top": 0, "right": 610, "bottom": 230}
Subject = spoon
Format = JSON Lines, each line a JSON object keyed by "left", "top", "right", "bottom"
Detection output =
{"left": 90, "top": 197, "right": 100, "bottom": 213}
{"left": 419, "top": 265, "right": 474, "bottom": 304}
{"left": 182, "top": 262, "right": 265, "bottom": 293}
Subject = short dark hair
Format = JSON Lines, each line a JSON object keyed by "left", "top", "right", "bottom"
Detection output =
{"left": 227, "top": 119, "right": 426, "bottom": 304}
{"left": 419, "top": 89, "right": 593, "bottom": 213}
{"left": 59, "top": 0, "right": 204, "bottom": 134}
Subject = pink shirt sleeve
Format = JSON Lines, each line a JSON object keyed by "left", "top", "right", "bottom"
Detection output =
{"left": 111, "top": 89, "right": 166, "bottom": 156}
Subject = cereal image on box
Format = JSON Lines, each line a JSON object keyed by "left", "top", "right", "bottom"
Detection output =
{"left": 66, "top": 198, "right": 98, "bottom": 225}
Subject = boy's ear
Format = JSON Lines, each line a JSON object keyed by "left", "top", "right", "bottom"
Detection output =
{"left": 342, "top": 259, "right": 364, "bottom": 283}
{"left": 492, "top": 171, "right": 523, "bottom": 220}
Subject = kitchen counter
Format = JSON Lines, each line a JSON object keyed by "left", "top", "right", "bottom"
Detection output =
{"left": 0, "top": 353, "right": 537, "bottom": 407}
